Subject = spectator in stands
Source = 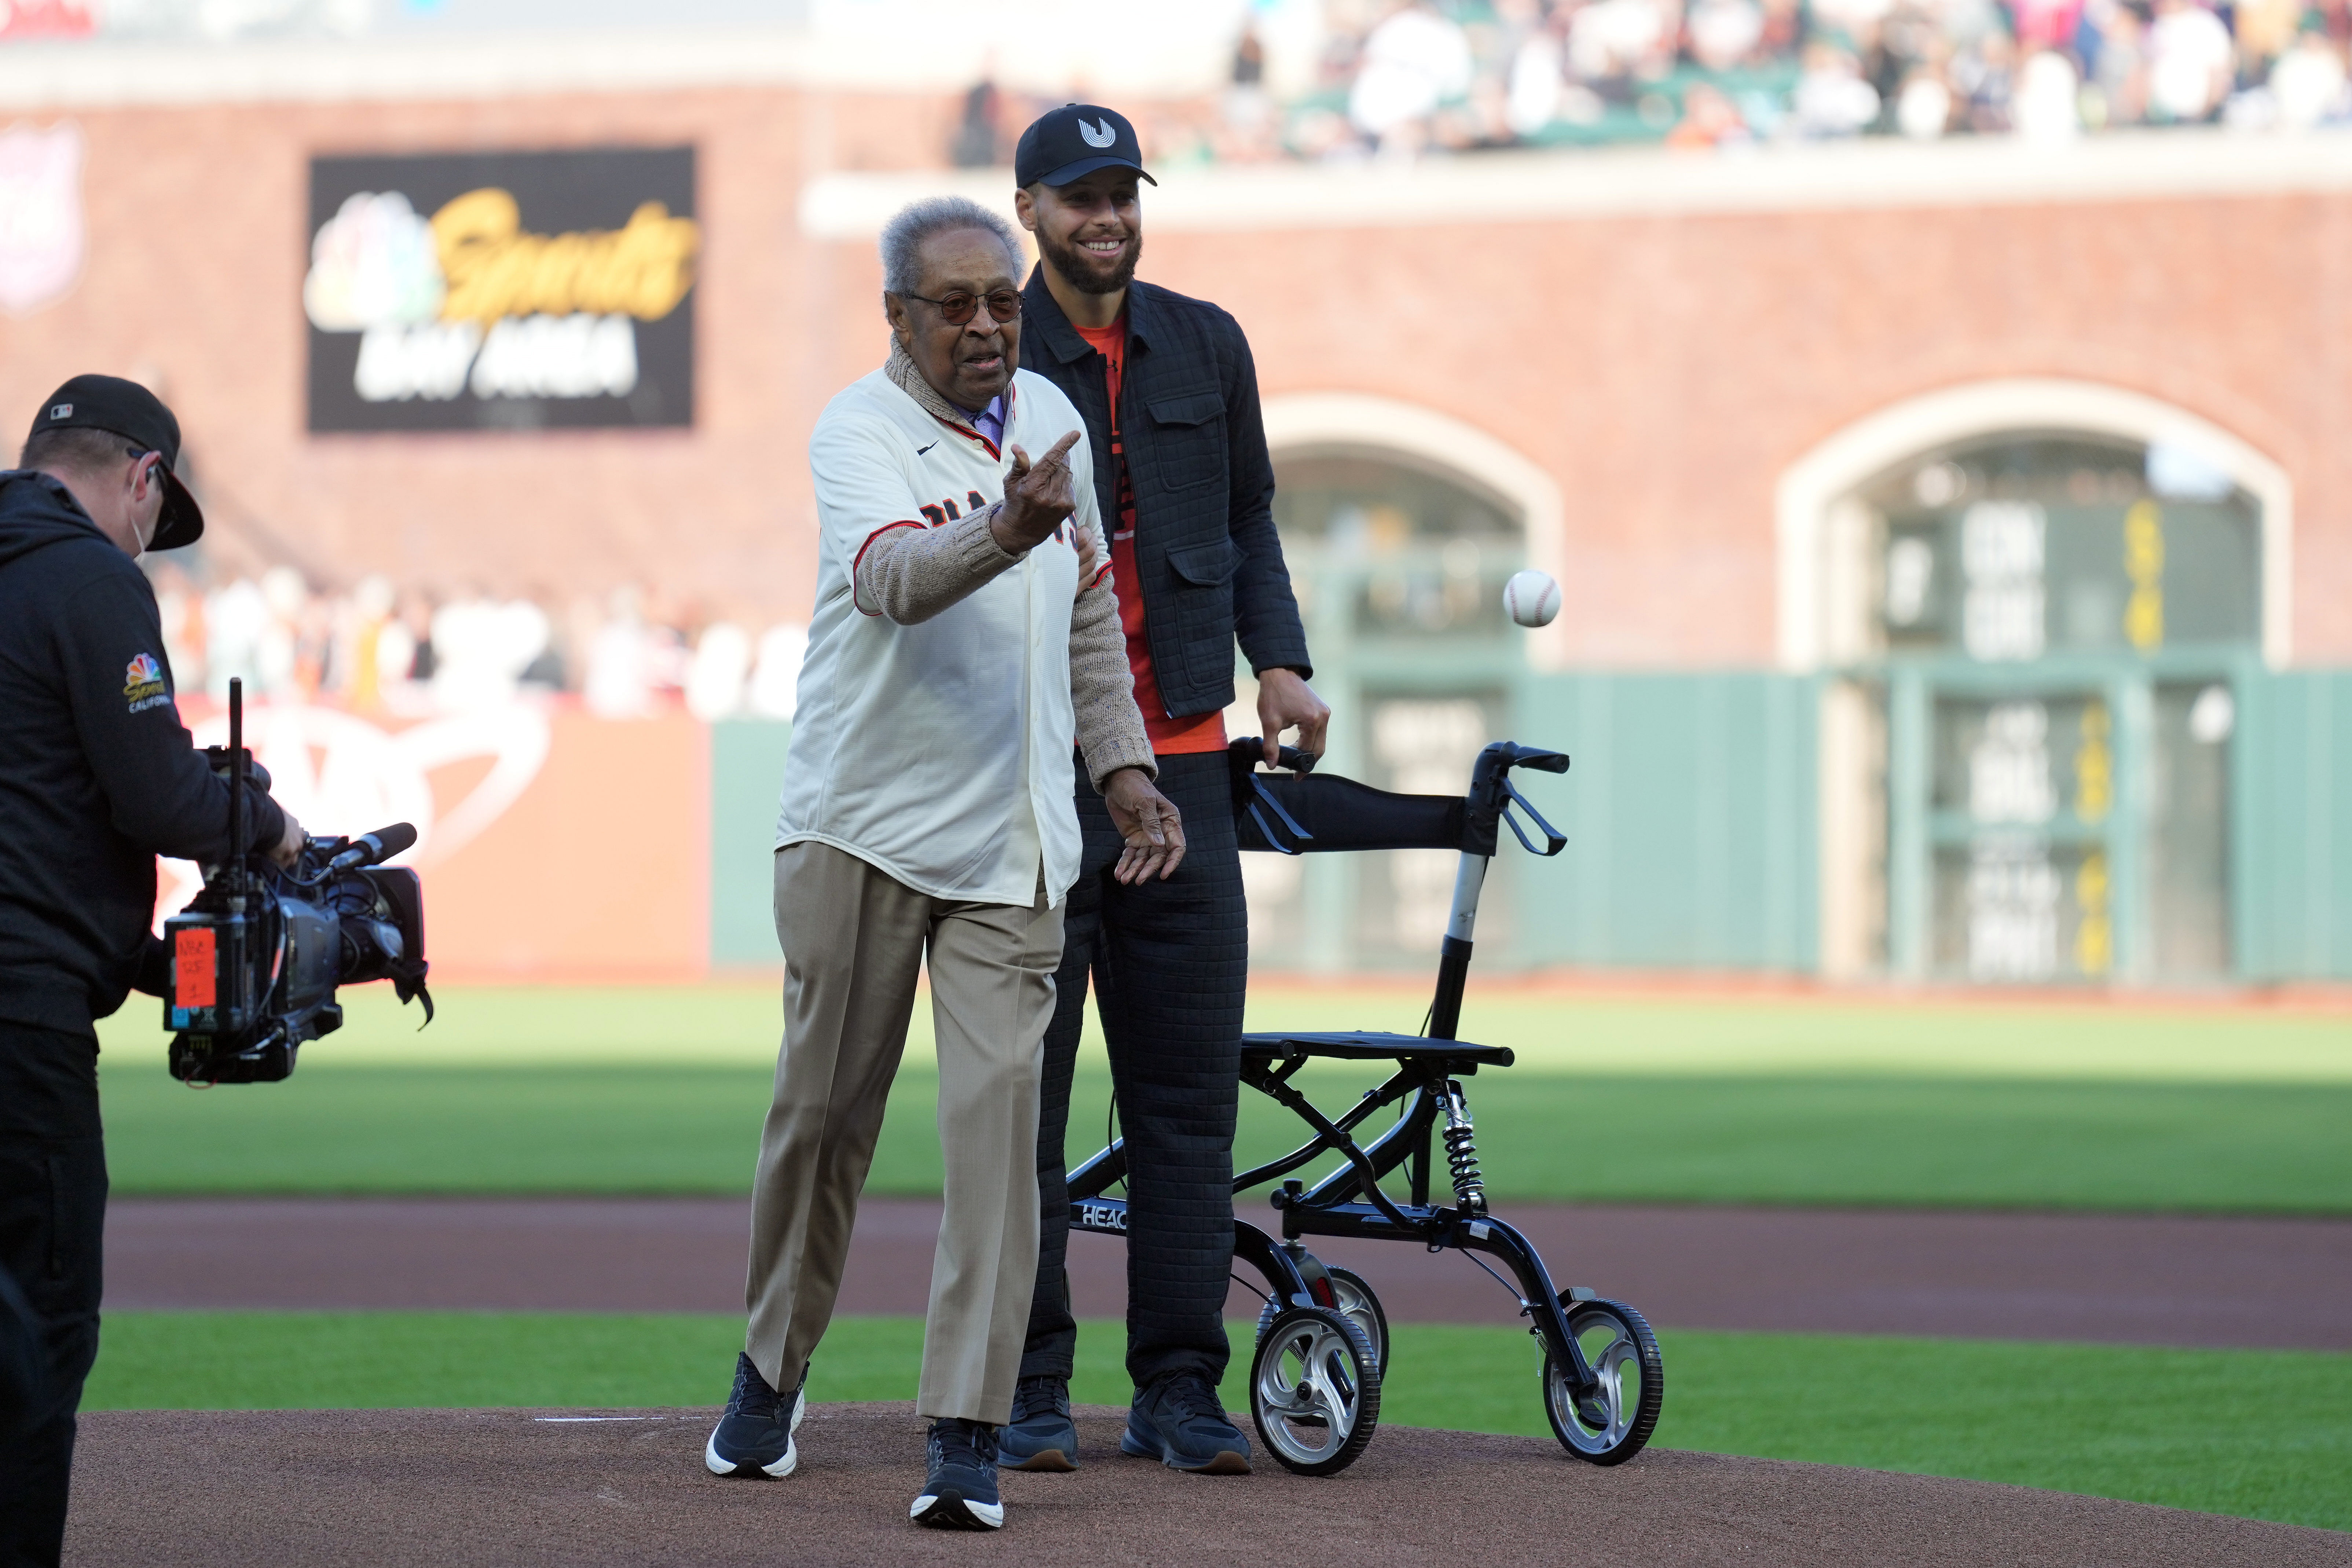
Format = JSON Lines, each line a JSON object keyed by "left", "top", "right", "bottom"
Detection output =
{"left": 1350, "top": 0, "right": 1476, "bottom": 154}
{"left": 2013, "top": 45, "right": 2085, "bottom": 139}
{"left": 342, "top": 574, "right": 396, "bottom": 711}
{"left": 1230, "top": 0, "right": 2334, "bottom": 160}
{"left": 951, "top": 76, "right": 1003, "bottom": 168}
{"left": 2271, "top": 22, "right": 2352, "bottom": 125}
{"left": 584, "top": 585, "right": 656, "bottom": 718}
{"left": 1795, "top": 41, "right": 1883, "bottom": 133}
{"left": 2083, "top": 0, "right": 2153, "bottom": 125}
{"left": 2147, "top": 0, "right": 2237, "bottom": 119}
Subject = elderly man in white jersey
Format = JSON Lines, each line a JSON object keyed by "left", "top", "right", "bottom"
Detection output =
{"left": 703, "top": 194, "right": 1184, "bottom": 1534}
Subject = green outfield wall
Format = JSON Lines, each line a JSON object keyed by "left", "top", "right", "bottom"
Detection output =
{"left": 703, "top": 668, "right": 2352, "bottom": 981}
{"left": 1513, "top": 673, "right": 1819, "bottom": 973}
{"left": 2238, "top": 671, "right": 2352, "bottom": 981}
{"left": 710, "top": 719, "right": 795, "bottom": 967}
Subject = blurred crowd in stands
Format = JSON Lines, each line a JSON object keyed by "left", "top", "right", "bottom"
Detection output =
{"left": 144, "top": 562, "right": 808, "bottom": 723}
{"left": 954, "top": 0, "right": 2352, "bottom": 166}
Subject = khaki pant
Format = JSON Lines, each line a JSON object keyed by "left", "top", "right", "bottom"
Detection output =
{"left": 745, "top": 841, "right": 1058, "bottom": 1425}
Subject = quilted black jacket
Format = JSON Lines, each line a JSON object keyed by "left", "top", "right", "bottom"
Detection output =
{"left": 1018, "top": 268, "right": 1312, "bottom": 720}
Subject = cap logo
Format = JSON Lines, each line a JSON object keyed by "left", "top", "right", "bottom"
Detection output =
{"left": 1078, "top": 117, "right": 1116, "bottom": 149}
{"left": 50, "top": 403, "right": 70, "bottom": 419}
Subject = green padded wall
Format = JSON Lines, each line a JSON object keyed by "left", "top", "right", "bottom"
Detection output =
{"left": 1513, "top": 672, "right": 1820, "bottom": 972}
{"left": 2236, "top": 670, "right": 2352, "bottom": 980}
{"left": 708, "top": 719, "right": 794, "bottom": 967}
{"left": 697, "top": 674, "right": 2352, "bottom": 980}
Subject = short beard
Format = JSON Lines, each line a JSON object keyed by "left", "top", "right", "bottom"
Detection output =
{"left": 1038, "top": 223, "right": 1142, "bottom": 296}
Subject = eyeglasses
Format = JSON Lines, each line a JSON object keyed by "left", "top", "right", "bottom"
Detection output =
{"left": 900, "top": 289, "right": 1022, "bottom": 326}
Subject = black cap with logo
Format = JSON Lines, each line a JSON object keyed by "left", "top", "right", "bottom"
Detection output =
{"left": 1014, "top": 103, "right": 1158, "bottom": 190}
{"left": 28, "top": 374, "right": 205, "bottom": 550}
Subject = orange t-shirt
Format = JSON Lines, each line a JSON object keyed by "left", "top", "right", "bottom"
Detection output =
{"left": 1074, "top": 314, "right": 1227, "bottom": 756}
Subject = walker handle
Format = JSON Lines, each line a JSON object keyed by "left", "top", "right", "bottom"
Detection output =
{"left": 1466, "top": 741, "right": 1571, "bottom": 857}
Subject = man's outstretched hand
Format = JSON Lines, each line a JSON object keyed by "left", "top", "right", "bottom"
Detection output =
{"left": 1103, "top": 767, "right": 1186, "bottom": 884}
{"left": 992, "top": 430, "right": 1082, "bottom": 555}
{"left": 1256, "top": 668, "right": 1330, "bottom": 767}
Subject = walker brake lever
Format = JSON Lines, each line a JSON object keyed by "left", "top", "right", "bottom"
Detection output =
{"left": 1500, "top": 781, "right": 1567, "bottom": 856}
{"left": 1248, "top": 775, "right": 1314, "bottom": 855}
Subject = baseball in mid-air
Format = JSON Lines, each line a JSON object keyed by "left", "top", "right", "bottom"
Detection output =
{"left": 1502, "top": 569, "right": 1561, "bottom": 629}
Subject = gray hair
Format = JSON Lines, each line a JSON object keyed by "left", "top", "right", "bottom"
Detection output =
{"left": 879, "top": 195, "right": 1023, "bottom": 296}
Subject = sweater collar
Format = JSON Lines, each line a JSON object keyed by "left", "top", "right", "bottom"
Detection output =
{"left": 884, "top": 339, "right": 1009, "bottom": 452}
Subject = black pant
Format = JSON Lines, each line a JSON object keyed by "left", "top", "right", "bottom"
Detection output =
{"left": 1022, "top": 750, "right": 1248, "bottom": 1390}
{"left": 0, "top": 1021, "right": 106, "bottom": 1568}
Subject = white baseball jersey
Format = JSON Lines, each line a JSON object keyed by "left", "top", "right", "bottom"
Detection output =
{"left": 776, "top": 366, "right": 1099, "bottom": 906}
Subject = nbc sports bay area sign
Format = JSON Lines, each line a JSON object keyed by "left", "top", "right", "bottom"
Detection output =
{"left": 305, "top": 147, "right": 697, "bottom": 432}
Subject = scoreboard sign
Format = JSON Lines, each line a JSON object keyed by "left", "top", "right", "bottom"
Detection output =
{"left": 304, "top": 146, "right": 697, "bottom": 432}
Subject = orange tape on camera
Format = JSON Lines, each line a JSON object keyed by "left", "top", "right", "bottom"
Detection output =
{"left": 175, "top": 927, "right": 216, "bottom": 1008}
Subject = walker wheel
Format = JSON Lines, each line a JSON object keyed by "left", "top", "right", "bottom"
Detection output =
{"left": 1249, "top": 1304, "right": 1382, "bottom": 1476}
{"left": 1541, "top": 1296, "right": 1662, "bottom": 1466}
{"left": 1254, "top": 1265, "right": 1390, "bottom": 1377}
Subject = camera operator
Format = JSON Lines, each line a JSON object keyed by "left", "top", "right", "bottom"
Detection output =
{"left": 0, "top": 376, "right": 300, "bottom": 1568}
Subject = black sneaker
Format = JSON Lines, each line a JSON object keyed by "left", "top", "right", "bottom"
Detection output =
{"left": 703, "top": 1352, "right": 807, "bottom": 1478}
{"left": 1120, "top": 1370, "right": 1252, "bottom": 1474}
{"left": 997, "top": 1374, "right": 1078, "bottom": 1472}
{"left": 911, "top": 1418, "right": 1005, "bottom": 1530}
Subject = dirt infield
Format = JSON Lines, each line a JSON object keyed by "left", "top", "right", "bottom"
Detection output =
{"left": 107, "top": 1197, "right": 2352, "bottom": 1348}
{"left": 66, "top": 1404, "right": 2348, "bottom": 1568}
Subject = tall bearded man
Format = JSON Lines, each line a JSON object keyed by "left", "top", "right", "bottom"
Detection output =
{"left": 704, "top": 194, "right": 1183, "bottom": 1532}
{"left": 998, "top": 104, "right": 1329, "bottom": 1477}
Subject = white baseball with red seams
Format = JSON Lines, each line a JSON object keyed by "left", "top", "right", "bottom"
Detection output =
{"left": 1503, "top": 569, "right": 1561, "bottom": 629}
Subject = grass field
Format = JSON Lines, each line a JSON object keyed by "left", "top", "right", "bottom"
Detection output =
{"left": 85, "top": 1311, "right": 2352, "bottom": 1534}
{"left": 82, "top": 984, "right": 2352, "bottom": 1534}
{"left": 97, "top": 980, "right": 2352, "bottom": 1080}
{"left": 96, "top": 983, "right": 2352, "bottom": 1211}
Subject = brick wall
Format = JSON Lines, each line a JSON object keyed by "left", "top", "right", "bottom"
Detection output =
{"left": 4, "top": 86, "right": 2345, "bottom": 664}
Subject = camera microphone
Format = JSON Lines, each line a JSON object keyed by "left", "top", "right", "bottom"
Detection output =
{"left": 325, "top": 823, "right": 418, "bottom": 873}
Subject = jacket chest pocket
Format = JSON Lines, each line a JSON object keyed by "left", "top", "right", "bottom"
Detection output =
{"left": 1166, "top": 539, "right": 1239, "bottom": 591}
{"left": 1144, "top": 391, "right": 1226, "bottom": 496}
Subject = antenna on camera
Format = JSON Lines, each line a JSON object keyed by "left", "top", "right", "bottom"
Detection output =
{"left": 227, "top": 677, "right": 246, "bottom": 912}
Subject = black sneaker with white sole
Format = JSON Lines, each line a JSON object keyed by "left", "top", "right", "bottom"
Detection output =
{"left": 704, "top": 1352, "right": 807, "bottom": 1478}
{"left": 911, "top": 1418, "right": 1004, "bottom": 1530}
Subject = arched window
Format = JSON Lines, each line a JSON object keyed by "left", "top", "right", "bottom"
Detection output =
{"left": 1782, "top": 382, "right": 2282, "bottom": 985}
{"left": 1274, "top": 453, "right": 1522, "bottom": 638}
{"left": 1856, "top": 434, "right": 2260, "bottom": 662}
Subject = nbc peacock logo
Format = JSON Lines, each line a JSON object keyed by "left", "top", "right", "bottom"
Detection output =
{"left": 123, "top": 651, "right": 169, "bottom": 710}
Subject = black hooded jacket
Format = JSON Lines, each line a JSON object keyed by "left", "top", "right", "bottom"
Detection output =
{"left": 0, "top": 470, "right": 286, "bottom": 1041}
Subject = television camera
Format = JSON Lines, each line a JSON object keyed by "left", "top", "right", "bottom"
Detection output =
{"left": 162, "top": 679, "right": 432, "bottom": 1084}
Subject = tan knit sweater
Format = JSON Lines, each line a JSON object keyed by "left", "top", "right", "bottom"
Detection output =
{"left": 858, "top": 342, "right": 1155, "bottom": 790}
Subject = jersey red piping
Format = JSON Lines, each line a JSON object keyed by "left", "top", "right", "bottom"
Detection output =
{"left": 851, "top": 520, "right": 926, "bottom": 617}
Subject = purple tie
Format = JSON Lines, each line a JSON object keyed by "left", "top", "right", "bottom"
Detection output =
{"left": 969, "top": 396, "right": 1005, "bottom": 448}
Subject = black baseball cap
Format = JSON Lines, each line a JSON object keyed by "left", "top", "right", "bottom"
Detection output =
{"left": 1015, "top": 103, "right": 1157, "bottom": 190}
{"left": 28, "top": 374, "right": 204, "bottom": 550}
